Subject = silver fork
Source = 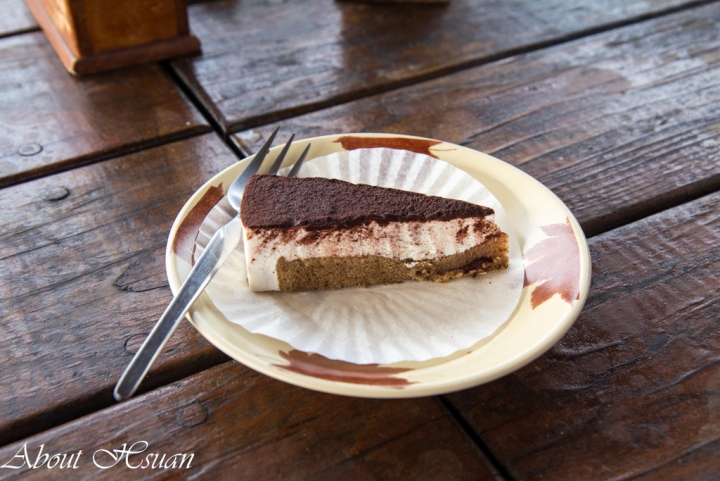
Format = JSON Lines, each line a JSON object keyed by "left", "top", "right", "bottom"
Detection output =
{"left": 114, "top": 128, "right": 310, "bottom": 401}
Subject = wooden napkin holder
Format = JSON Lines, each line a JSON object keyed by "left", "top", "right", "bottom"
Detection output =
{"left": 24, "top": 0, "right": 201, "bottom": 75}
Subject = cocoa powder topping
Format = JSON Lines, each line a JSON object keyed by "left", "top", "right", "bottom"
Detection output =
{"left": 240, "top": 175, "right": 494, "bottom": 229}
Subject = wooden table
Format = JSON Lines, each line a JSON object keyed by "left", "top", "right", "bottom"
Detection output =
{"left": 1, "top": 0, "right": 718, "bottom": 478}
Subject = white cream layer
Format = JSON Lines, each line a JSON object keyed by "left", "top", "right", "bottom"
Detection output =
{"left": 243, "top": 216, "right": 496, "bottom": 292}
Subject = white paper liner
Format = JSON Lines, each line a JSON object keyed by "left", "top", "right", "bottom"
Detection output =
{"left": 195, "top": 148, "right": 523, "bottom": 365}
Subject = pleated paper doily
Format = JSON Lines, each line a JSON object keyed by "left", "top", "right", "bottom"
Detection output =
{"left": 195, "top": 148, "right": 523, "bottom": 365}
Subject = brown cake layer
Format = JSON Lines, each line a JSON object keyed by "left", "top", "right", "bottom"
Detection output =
{"left": 240, "top": 175, "right": 495, "bottom": 229}
{"left": 275, "top": 234, "right": 509, "bottom": 291}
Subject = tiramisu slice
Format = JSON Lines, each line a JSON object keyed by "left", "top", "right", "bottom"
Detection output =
{"left": 240, "top": 175, "right": 509, "bottom": 292}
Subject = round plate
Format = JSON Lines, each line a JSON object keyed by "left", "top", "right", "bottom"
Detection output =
{"left": 166, "top": 133, "right": 591, "bottom": 398}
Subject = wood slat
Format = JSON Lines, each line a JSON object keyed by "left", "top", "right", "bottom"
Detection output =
{"left": 0, "top": 0, "right": 37, "bottom": 38}
{"left": 232, "top": 3, "right": 720, "bottom": 237}
{"left": 0, "top": 134, "right": 240, "bottom": 446}
{"left": 0, "top": 363, "right": 500, "bottom": 480}
{"left": 0, "top": 31, "right": 210, "bottom": 188}
{"left": 171, "top": 0, "right": 704, "bottom": 134}
{"left": 445, "top": 190, "right": 720, "bottom": 480}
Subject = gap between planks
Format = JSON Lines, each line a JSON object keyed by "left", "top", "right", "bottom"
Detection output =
{"left": 161, "top": 61, "right": 250, "bottom": 162}
{"left": 0, "top": 25, "right": 39, "bottom": 40}
{"left": 437, "top": 396, "right": 512, "bottom": 481}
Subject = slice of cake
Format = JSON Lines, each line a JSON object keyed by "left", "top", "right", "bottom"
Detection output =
{"left": 240, "top": 174, "right": 509, "bottom": 292}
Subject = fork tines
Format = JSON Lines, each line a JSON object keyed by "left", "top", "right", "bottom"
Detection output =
{"left": 244, "top": 128, "right": 309, "bottom": 179}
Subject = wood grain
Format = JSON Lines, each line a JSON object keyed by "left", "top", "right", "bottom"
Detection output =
{"left": 0, "top": 134, "right": 239, "bottom": 446}
{"left": 0, "top": 31, "right": 209, "bottom": 188}
{"left": 232, "top": 3, "right": 720, "bottom": 237}
{"left": 171, "top": 0, "right": 706, "bottom": 134}
{"left": 445, "top": 190, "right": 720, "bottom": 480}
{"left": 0, "top": 362, "right": 500, "bottom": 480}
{"left": 0, "top": 0, "right": 37, "bottom": 38}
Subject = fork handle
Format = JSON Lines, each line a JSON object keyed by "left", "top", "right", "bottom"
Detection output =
{"left": 114, "top": 217, "right": 243, "bottom": 401}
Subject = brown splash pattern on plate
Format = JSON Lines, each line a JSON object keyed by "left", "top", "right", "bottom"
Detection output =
{"left": 171, "top": 183, "right": 225, "bottom": 263}
{"left": 523, "top": 218, "right": 581, "bottom": 309}
{"left": 335, "top": 136, "right": 442, "bottom": 158}
{"left": 275, "top": 350, "right": 414, "bottom": 387}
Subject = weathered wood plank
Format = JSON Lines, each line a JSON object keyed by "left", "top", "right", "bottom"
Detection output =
{"left": 0, "top": 31, "right": 209, "bottom": 188}
{"left": 233, "top": 3, "right": 720, "bottom": 237}
{"left": 445, "top": 190, "right": 720, "bottom": 480}
{"left": 0, "top": 134, "right": 239, "bottom": 446}
{"left": 0, "top": 362, "right": 500, "bottom": 480}
{"left": 0, "top": 0, "right": 37, "bottom": 38}
{"left": 172, "top": 0, "right": 705, "bottom": 134}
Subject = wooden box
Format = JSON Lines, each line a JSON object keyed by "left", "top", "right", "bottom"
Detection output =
{"left": 25, "top": 0, "right": 201, "bottom": 75}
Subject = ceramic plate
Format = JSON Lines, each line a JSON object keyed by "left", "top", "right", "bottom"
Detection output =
{"left": 166, "top": 133, "right": 591, "bottom": 398}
